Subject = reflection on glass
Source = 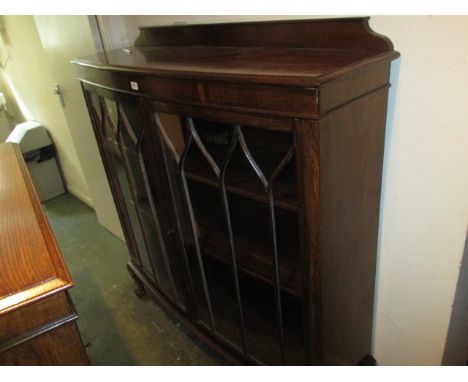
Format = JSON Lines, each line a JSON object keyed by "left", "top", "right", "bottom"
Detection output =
{"left": 101, "top": 106, "right": 154, "bottom": 279}
{"left": 118, "top": 104, "right": 174, "bottom": 297}
{"left": 104, "top": 99, "right": 118, "bottom": 128}
{"left": 99, "top": 98, "right": 178, "bottom": 303}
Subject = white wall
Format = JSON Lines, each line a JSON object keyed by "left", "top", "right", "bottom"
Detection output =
{"left": 370, "top": 16, "right": 468, "bottom": 365}
{"left": 97, "top": 15, "right": 468, "bottom": 365}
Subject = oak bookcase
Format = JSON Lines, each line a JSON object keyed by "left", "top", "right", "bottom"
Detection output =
{"left": 73, "top": 17, "right": 399, "bottom": 365}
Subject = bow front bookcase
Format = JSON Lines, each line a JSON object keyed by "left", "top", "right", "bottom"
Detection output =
{"left": 73, "top": 17, "right": 399, "bottom": 365}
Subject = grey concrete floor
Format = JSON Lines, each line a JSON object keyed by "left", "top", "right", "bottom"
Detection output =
{"left": 44, "top": 193, "right": 224, "bottom": 366}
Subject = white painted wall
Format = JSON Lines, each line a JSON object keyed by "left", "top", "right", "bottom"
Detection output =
{"left": 95, "top": 15, "right": 468, "bottom": 365}
{"left": 370, "top": 16, "right": 468, "bottom": 365}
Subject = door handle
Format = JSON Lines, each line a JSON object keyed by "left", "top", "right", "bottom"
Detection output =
{"left": 52, "top": 84, "right": 65, "bottom": 107}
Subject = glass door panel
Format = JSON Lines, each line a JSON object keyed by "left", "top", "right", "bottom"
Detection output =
{"left": 84, "top": 90, "right": 180, "bottom": 306}
{"left": 148, "top": 109, "right": 306, "bottom": 365}
{"left": 84, "top": 86, "right": 307, "bottom": 364}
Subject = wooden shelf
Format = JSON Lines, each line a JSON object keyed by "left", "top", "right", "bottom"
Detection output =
{"left": 197, "top": 220, "right": 302, "bottom": 297}
{"left": 186, "top": 166, "right": 298, "bottom": 212}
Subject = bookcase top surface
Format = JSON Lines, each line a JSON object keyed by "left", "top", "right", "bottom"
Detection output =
{"left": 73, "top": 17, "right": 399, "bottom": 87}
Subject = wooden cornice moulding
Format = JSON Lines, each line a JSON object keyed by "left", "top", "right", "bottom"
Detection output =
{"left": 0, "top": 143, "right": 73, "bottom": 315}
{"left": 134, "top": 17, "right": 394, "bottom": 52}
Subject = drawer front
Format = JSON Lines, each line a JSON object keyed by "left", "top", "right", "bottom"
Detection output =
{"left": 76, "top": 66, "right": 318, "bottom": 119}
{"left": 0, "top": 293, "right": 72, "bottom": 345}
{"left": 0, "top": 291, "right": 89, "bottom": 365}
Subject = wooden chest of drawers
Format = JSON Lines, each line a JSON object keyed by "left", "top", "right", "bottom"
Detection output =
{"left": 0, "top": 143, "right": 89, "bottom": 365}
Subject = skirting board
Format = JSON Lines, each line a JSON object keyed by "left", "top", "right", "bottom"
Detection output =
{"left": 66, "top": 183, "right": 94, "bottom": 209}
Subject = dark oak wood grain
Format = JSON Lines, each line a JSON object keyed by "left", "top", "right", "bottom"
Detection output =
{"left": 135, "top": 18, "right": 393, "bottom": 51}
{"left": 295, "top": 119, "right": 321, "bottom": 365}
{"left": 0, "top": 143, "right": 89, "bottom": 366}
{"left": 73, "top": 17, "right": 399, "bottom": 365}
{"left": 318, "top": 87, "right": 389, "bottom": 365}
{"left": 76, "top": 68, "right": 320, "bottom": 119}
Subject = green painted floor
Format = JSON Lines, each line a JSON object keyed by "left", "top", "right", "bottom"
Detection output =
{"left": 44, "top": 193, "right": 224, "bottom": 366}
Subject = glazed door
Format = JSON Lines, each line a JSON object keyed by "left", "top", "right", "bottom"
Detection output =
{"left": 144, "top": 103, "right": 308, "bottom": 365}
{"left": 82, "top": 86, "right": 185, "bottom": 309}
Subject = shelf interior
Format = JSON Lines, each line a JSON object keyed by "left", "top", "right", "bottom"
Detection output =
{"left": 155, "top": 114, "right": 302, "bottom": 296}
{"left": 188, "top": 180, "right": 302, "bottom": 297}
{"left": 179, "top": 118, "right": 299, "bottom": 212}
